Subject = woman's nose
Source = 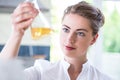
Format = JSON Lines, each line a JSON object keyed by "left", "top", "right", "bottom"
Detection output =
{"left": 67, "top": 33, "right": 76, "bottom": 44}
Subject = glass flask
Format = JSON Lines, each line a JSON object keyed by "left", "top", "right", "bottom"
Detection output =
{"left": 26, "top": 0, "right": 52, "bottom": 40}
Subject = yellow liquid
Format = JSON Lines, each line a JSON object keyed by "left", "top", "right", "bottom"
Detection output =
{"left": 31, "top": 27, "right": 52, "bottom": 40}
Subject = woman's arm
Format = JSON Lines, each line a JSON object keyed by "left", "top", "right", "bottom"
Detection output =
{"left": 0, "top": 32, "right": 23, "bottom": 59}
{"left": 0, "top": 2, "right": 38, "bottom": 59}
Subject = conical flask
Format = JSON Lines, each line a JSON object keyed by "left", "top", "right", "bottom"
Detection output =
{"left": 26, "top": 0, "right": 52, "bottom": 40}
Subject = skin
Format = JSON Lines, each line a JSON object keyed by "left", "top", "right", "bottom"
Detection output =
{"left": 60, "top": 13, "right": 98, "bottom": 80}
{"left": 0, "top": 2, "right": 98, "bottom": 80}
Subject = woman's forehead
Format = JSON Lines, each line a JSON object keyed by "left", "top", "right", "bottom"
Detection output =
{"left": 62, "top": 13, "right": 91, "bottom": 29}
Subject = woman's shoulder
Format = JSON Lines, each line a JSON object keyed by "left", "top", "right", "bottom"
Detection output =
{"left": 33, "top": 59, "right": 61, "bottom": 71}
{"left": 34, "top": 59, "right": 51, "bottom": 67}
{"left": 88, "top": 62, "right": 113, "bottom": 80}
{"left": 24, "top": 59, "right": 61, "bottom": 79}
{"left": 34, "top": 59, "right": 60, "bottom": 66}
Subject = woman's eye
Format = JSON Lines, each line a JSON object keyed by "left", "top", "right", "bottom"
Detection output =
{"left": 62, "top": 28, "right": 69, "bottom": 33}
{"left": 77, "top": 32, "right": 85, "bottom": 37}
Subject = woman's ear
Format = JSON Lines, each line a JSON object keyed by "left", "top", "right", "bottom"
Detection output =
{"left": 90, "top": 33, "right": 98, "bottom": 45}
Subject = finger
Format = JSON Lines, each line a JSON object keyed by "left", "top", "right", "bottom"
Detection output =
{"left": 12, "top": 9, "right": 38, "bottom": 23}
{"left": 12, "top": 2, "right": 38, "bottom": 24}
{"left": 15, "top": 18, "right": 33, "bottom": 31}
{"left": 15, "top": 2, "right": 34, "bottom": 12}
{"left": 13, "top": 3, "right": 35, "bottom": 18}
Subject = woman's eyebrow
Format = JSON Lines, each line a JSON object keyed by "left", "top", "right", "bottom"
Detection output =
{"left": 62, "top": 24, "right": 71, "bottom": 29}
{"left": 76, "top": 29, "right": 88, "bottom": 32}
{"left": 62, "top": 24, "right": 88, "bottom": 32}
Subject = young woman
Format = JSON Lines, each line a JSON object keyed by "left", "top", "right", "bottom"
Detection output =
{"left": 0, "top": 1, "right": 112, "bottom": 80}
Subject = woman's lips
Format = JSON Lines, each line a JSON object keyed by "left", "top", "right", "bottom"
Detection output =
{"left": 65, "top": 46, "right": 75, "bottom": 50}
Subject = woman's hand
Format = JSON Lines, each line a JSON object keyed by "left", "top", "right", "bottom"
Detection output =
{"left": 11, "top": 2, "right": 38, "bottom": 37}
{"left": 0, "top": 2, "right": 39, "bottom": 59}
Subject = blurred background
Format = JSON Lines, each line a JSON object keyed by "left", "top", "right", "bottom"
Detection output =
{"left": 0, "top": 0, "right": 120, "bottom": 80}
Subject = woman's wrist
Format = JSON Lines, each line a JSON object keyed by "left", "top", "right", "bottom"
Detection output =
{"left": 11, "top": 29, "right": 25, "bottom": 40}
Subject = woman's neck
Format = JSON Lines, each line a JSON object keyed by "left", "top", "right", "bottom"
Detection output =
{"left": 65, "top": 56, "right": 87, "bottom": 68}
{"left": 64, "top": 56, "right": 87, "bottom": 80}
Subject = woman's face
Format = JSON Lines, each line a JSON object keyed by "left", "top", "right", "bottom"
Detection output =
{"left": 60, "top": 13, "right": 98, "bottom": 59}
